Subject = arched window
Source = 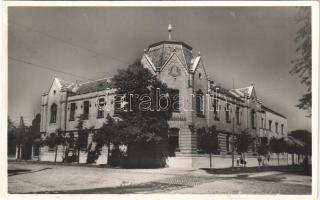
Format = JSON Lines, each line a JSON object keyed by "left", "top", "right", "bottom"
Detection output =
{"left": 50, "top": 103, "right": 57, "bottom": 123}
{"left": 196, "top": 90, "right": 204, "bottom": 117}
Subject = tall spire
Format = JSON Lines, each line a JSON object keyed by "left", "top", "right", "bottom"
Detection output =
{"left": 168, "top": 24, "right": 172, "bottom": 40}
{"left": 19, "top": 116, "right": 25, "bottom": 128}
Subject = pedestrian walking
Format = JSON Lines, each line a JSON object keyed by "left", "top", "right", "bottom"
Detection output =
{"left": 257, "top": 156, "right": 262, "bottom": 166}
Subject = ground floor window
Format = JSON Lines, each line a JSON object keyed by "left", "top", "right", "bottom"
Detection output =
{"left": 33, "top": 145, "right": 40, "bottom": 156}
{"left": 78, "top": 131, "right": 89, "bottom": 149}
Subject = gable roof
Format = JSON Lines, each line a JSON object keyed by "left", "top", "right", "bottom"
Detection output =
{"left": 231, "top": 84, "right": 256, "bottom": 99}
{"left": 68, "top": 78, "right": 113, "bottom": 96}
{"left": 211, "top": 85, "right": 244, "bottom": 102}
{"left": 261, "top": 104, "right": 287, "bottom": 119}
{"left": 58, "top": 78, "right": 74, "bottom": 90}
{"left": 190, "top": 56, "right": 201, "bottom": 72}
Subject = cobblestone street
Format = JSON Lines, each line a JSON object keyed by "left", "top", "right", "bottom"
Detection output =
{"left": 8, "top": 162, "right": 311, "bottom": 194}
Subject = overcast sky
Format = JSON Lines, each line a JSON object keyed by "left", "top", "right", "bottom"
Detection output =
{"left": 8, "top": 6, "right": 311, "bottom": 131}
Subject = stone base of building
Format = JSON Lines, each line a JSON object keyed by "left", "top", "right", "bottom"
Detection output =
{"left": 166, "top": 153, "right": 308, "bottom": 168}
{"left": 34, "top": 145, "right": 310, "bottom": 169}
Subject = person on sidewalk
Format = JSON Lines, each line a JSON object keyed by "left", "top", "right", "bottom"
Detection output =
{"left": 237, "top": 157, "right": 240, "bottom": 167}
{"left": 240, "top": 157, "right": 246, "bottom": 167}
{"left": 257, "top": 156, "right": 262, "bottom": 166}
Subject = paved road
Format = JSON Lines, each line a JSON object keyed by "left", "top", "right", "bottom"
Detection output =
{"left": 8, "top": 162, "right": 311, "bottom": 194}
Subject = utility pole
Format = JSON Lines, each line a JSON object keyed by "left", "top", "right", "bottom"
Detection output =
{"left": 232, "top": 117, "right": 235, "bottom": 167}
{"left": 231, "top": 78, "right": 235, "bottom": 168}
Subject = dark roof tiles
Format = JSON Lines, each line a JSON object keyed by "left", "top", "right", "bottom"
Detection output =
{"left": 147, "top": 40, "right": 194, "bottom": 70}
{"left": 68, "top": 78, "right": 113, "bottom": 96}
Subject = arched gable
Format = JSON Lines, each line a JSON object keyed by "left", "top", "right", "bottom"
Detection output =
{"left": 160, "top": 52, "right": 189, "bottom": 76}
{"left": 193, "top": 57, "right": 208, "bottom": 81}
{"left": 193, "top": 58, "right": 209, "bottom": 94}
{"left": 141, "top": 54, "right": 157, "bottom": 74}
{"left": 159, "top": 52, "right": 190, "bottom": 91}
{"left": 47, "top": 78, "right": 63, "bottom": 97}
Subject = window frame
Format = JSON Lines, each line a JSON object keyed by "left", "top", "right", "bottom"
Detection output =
{"left": 196, "top": 90, "right": 205, "bottom": 118}
{"left": 69, "top": 103, "right": 76, "bottom": 121}
{"left": 213, "top": 97, "right": 220, "bottom": 121}
{"left": 83, "top": 101, "right": 90, "bottom": 120}
{"left": 225, "top": 103, "right": 231, "bottom": 123}
{"left": 50, "top": 103, "right": 57, "bottom": 123}
{"left": 236, "top": 106, "right": 240, "bottom": 125}
{"left": 97, "top": 98, "right": 105, "bottom": 118}
{"left": 269, "top": 120, "right": 272, "bottom": 131}
{"left": 114, "top": 95, "right": 122, "bottom": 115}
{"left": 170, "top": 89, "right": 180, "bottom": 113}
{"left": 251, "top": 109, "right": 256, "bottom": 129}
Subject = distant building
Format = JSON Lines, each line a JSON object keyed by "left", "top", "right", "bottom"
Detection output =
{"left": 40, "top": 25, "right": 288, "bottom": 167}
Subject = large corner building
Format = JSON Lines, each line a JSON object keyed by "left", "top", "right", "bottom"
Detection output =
{"left": 40, "top": 26, "right": 288, "bottom": 167}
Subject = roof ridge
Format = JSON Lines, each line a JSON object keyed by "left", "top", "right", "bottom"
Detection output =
{"left": 56, "top": 77, "right": 72, "bottom": 84}
{"left": 235, "top": 86, "right": 250, "bottom": 90}
{"left": 261, "top": 104, "right": 286, "bottom": 119}
{"left": 79, "top": 77, "right": 111, "bottom": 86}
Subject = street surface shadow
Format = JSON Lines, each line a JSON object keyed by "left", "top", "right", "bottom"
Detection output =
{"left": 26, "top": 182, "right": 189, "bottom": 194}
{"left": 8, "top": 168, "right": 52, "bottom": 177}
{"left": 251, "top": 175, "right": 285, "bottom": 182}
{"left": 24, "top": 175, "right": 214, "bottom": 194}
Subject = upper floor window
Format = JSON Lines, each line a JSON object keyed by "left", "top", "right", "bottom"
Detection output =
{"left": 269, "top": 120, "right": 272, "bottom": 131}
{"left": 225, "top": 103, "right": 231, "bottom": 123}
{"left": 97, "top": 98, "right": 105, "bottom": 118}
{"left": 114, "top": 95, "right": 122, "bottom": 115}
{"left": 236, "top": 106, "right": 240, "bottom": 125}
{"left": 261, "top": 118, "right": 264, "bottom": 129}
{"left": 281, "top": 124, "right": 284, "bottom": 134}
{"left": 251, "top": 110, "right": 256, "bottom": 129}
{"left": 169, "top": 89, "right": 180, "bottom": 112}
{"left": 213, "top": 98, "right": 219, "bottom": 120}
{"left": 196, "top": 90, "right": 204, "bottom": 117}
{"left": 50, "top": 103, "right": 57, "bottom": 123}
{"left": 275, "top": 122, "right": 279, "bottom": 134}
{"left": 69, "top": 103, "right": 76, "bottom": 121}
{"left": 83, "top": 101, "right": 89, "bottom": 120}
